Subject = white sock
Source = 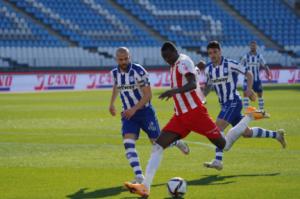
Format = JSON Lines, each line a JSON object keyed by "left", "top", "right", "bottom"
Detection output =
{"left": 143, "top": 144, "right": 163, "bottom": 190}
{"left": 251, "top": 127, "right": 278, "bottom": 139}
{"left": 224, "top": 115, "right": 253, "bottom": 151}
{"left": 243, "top": 97, "right": 250, "bottom": 109}
{"left": 258, "top": 97, "right": 264, "bottom": 110}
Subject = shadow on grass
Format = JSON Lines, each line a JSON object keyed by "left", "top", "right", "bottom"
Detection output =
{"left": 187, "top": 172, "right": 280, "bottom": 186}
{"left": 66, "top": 173, "right": 279, "bottom": 199}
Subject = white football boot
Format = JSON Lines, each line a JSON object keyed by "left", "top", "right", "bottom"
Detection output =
{"left": 276, "top": 129, "right": 287, "bottom": 148}
{"left": 175, "top": 140, "right": 190, "bottom": 155}
{"left": 203, "top": 159, "right": 223, "bottom": 171}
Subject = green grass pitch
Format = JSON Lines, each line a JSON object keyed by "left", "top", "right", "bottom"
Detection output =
{"left": 0, "top": 85, "right": 300, "bottom": 199}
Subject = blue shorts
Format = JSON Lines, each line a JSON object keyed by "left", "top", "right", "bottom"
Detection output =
{"left": 243, "top": 80, "right": 263, "bottom": 93}
{"left": 218, "top": 98, "right": 243, "bottom": 126}
{"left": 121, "top": 106, "right": 160, "bottom": 139}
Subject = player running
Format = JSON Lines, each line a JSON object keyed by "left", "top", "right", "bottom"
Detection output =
{"left": 241, "top": 41, "right": 272, "bottom": 109}
{"left": 202, "top": 41, "right": 286, "bottom": 170}
{"left": 124, "top": 42, "right": 267, "bottom": 197}
{"left": 109, "top": 47, "right": 189, "bottom": 184}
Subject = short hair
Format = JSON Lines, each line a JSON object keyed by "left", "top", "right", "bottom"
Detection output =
{"left": 250, "top": 40, "right": 257, "bottom": 45}
{"left": 115, "top": 47, "right": 130, "bottom": 56}
{"left": 207, "top": 41, "right": 221, "bottom": 50}
{"left": 161, "top": 41, "right": 177, "bottom": 52}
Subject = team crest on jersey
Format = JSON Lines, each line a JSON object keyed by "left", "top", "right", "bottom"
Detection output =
{"left": 224, "top": 67, "right": 228, "bottom": 73}
{"left": 148, "top": 121, "right": 157, "bottom": 131}
{"left": 129, "top": 76, "right": 135, "bottom": 82}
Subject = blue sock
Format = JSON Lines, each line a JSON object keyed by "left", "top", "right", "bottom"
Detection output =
{"left": 258, "top": 98, "right": 264, "bottom": 110}
{"left": 123, "top": 139, "right": 143, "bottom": 179}
{"left": 215, "top": 147, "right": 223, "bottom": 161}
{"left": 215, "top": 131, "right": 224, "bottom": 161}
{"left": 251, "top": 127, "right": 278, "bottom": 138}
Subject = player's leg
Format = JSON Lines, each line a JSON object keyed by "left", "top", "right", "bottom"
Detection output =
{"left": 254, "top": 81, "right": 264, "bottom": 109}
{"left": 124, "top": 115, "right": 189, "bottom": 197}
{"left": 242, "top": 127, "right": 286, "bottom": 148}
{"left": 204, "top": 118, "right": 228, "bottom": 170}
{"left": 243, "top": 81, "right": 250, "bottom": 109}
{"left": 122, "top": 118, "right": 144, "bottom": 183}
{"left": 257, "top": 92, "right": 264, "bottom": 110}
{"left": 124, "top": 131, "right": 182, "bottom": 197}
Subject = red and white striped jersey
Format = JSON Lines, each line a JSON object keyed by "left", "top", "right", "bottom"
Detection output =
{"left": 170, "top": 54, "right": 203, "bottom": 115}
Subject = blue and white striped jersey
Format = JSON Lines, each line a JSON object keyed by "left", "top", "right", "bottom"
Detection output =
{"left": 111, "top": 63, "right": 151, "bottom": 110}
{"left": 241, "top": 52, "right": 266, "bottom": 81}
{"left": 205, "top": 57, "right": 247, "bottom": 104}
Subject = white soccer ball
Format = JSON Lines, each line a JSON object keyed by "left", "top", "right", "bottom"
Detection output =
{"left": 167, "top": 177, "right": 187, "bottom": 198}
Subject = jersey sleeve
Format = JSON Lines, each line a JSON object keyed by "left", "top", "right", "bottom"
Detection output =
{"left": 110, "top": 69, "right": 117, "bottom": 85}
{"left": 229, "top": 60, "right": 247, "bottom": 75}
{"left": 135, "top": 65, "right": 150, "bottom": 87}
{"left": 240, "top": 55, "right": 247, "bottom": 66}
{"left": 178, "top": 58, "right": 196, "bottom": 75}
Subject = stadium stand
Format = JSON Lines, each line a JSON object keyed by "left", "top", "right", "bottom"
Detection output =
{"left": 10, "top": 0, "right": 159, "bottom": 47}
{"left": 0, "top": 1, "right": 65, "bottom": 47}
{"left": 0, "top": 0, "right": 299, "bottom": 68}
{"left": 115, "top": 0, "right": 262, "bottom": 47}
{"left": 227, "top": 0, "right": 300, "bottom": 50}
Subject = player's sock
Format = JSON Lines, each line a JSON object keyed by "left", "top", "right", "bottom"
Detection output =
{"left": 215, "top": 147, "right": 223, "bottom": 161}
{"left": 258, "top": 97, "right": 264, "bottom": 110}
{"left": 123, "top": 139, "right": 144, "bottom": 180}
{"left": 143, "top": 144, "right": 163, "bottom": 190}
{"left": 224, "top": 115, "right": 253, "bottom": 151}
{"left": 215, "top": 131, "right": 224, "bottom": 161}
{"left": 243, "top": 97, "right": 250, "bottom": 109}
{"left": 251, "top": 127, "right": 279, "bottom": 138}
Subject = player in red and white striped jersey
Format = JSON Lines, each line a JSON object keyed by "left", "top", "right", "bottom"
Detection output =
{"left": 124, "top": 42, "right": 224, "bottom": 197}
{"left": 124, "top": 42, "right": 266, "bottom": 197}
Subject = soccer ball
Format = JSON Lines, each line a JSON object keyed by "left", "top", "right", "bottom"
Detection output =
{"left": 167, "top": 177, "right": 187, "bottom": 198}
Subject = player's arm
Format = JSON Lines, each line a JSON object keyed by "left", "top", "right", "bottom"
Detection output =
{"left": 260, "top": 55, "right": 272, "bottom": 80}
{"left": 262, "top": 64, "right": 272, "bottom": 80}
{"left": 122, "top": 67, "right": 151, "bottom": 119}
{"left": 159, "top": 73, "right": 196, "bottom": 100}
{"left": 203, "top": 81, "right": 213, "bottom": 97}
{"left": 122, "top": 85, "right": 152, "bottom": 119}
{"left": 109, "top": 84, "right": 118, "bottom": 116}
{"left": 202, "top": 68, "right": 213, "bottom": 97}
{"left": 231, "top": 61, "right": 254, "bottom": 98}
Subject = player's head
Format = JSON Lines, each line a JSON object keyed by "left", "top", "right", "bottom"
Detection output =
{"left": 207, "top": 41, "right": 221, "bottom": 64}
{"left": 116, "top": 47, "right": 130, "bottom": 70}
{"left": 161, "top": 41, "right": 179, "bottom": 65}
{"left": 250, "top": 40, "right": 257, "bottom": 53}
{"left": 196, "top": 60, "right": 206, "bottom": 71}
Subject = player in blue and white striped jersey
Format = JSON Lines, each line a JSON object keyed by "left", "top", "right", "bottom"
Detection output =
{"left": 202, "top": 41, "right": 286, "bottom": 171}
{"left": 241, "top": 41, "right": 272, "bottom": 109}
{"left": 109, "top": 47, "right": 189, "bottom": 184}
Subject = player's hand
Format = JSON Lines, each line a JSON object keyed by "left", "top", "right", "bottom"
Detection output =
{"left": 109, "top": 104, "right": 116, "bottom": 116}
{"left": 159, "top": 90, "right": 175, "bottom": 100}
{"left": 122, "top": 107, "right": 137, "bottom": 120}
{"left": 266, "top": 72, "right": 272, "bottom": 80}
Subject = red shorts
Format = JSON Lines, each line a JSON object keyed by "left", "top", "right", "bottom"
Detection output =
{"left": 162, "top": 106, "right": 221, "bottom": 139}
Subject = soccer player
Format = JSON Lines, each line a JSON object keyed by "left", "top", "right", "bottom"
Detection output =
{"left": 195, "top": 60, "right": 207, "bottom": 104}
{"left": 241, "top": 41, "right": 272, "bottom": 109}
{"left": 202, "top": 41, "right": 286, "bottom": 170}
{"left": 109, "top": 47, "right": 189, "bottom": 184}
{"left": 124, "top": 42, "right": 267, "bottom": 197}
